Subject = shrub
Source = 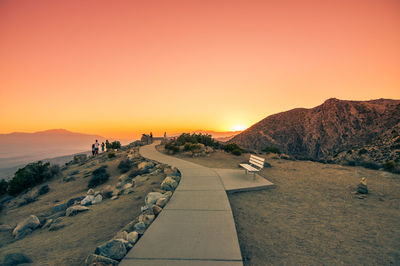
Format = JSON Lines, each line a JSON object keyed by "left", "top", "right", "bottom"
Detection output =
{"left": 165, "top": 143, "right": 180, "bottom": 154}
{"left": 223, "top": 143, "right": 241, "bottom": 153}
{"left": 107, "top": 152, "right": 116, "bottom": 158}
{"left": 88, "top": 166, "right": 110, "bottom": 188}
{"left": 262, "top": 146, "right": 281, "bottom": 154}
{"left": 37, "top": 185, "right": 50, "bottom": 195}
{"left": 359, "top": 161, "right": 381, "bottom": 170}
{"left": 0, "top": 179, "right": 8, "bottom": 196}
{"left": 384, "top": 161, "right": 395, "bottom": 171}
{"left": 107, "top": 141, "right": 121, "bottom": 150}
{"left": 358, "top": 148, "right": 368, "bottom": 155}
{"left": 118, "top": 159, "right": 132, "bottom": 173}
{"left": 232, "top": 149, "right": 242, "bottom": 156}
{"left": 347, "top": 150, "right": 353, "bottom": 154}
{"left": 7, "top": 161, "right": 60, "bottom": 196}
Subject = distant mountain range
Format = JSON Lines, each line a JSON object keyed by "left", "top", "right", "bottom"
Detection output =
{"left": 192, "top": 130, "right": 242, "bottom": 141}
{"left": 230, "top": 98, "right": 400, "bottom": 164}
{"left": 0, "top": 129, "right": 107, "bottom": 179}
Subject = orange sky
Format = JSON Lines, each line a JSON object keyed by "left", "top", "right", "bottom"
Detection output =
{"left": 1, "top": 0, "right": 399, "bottom": 139}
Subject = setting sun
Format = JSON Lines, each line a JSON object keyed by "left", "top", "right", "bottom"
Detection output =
{"left": 232, "top": 125, "right": 248, "bottom": 132}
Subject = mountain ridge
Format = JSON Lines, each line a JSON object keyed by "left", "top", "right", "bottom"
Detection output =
{"left": 230, "top": 98, "right": 400, "bottom": 163}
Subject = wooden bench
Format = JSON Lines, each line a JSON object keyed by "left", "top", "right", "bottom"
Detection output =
{"left": 240, "top": 155, "right": 265, "bottom": 180}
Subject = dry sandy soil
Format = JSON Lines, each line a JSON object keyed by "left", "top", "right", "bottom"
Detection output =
{"left": 173, "top": 150, "right": 400, "bottom": 265}
{"left": 0, "top": 148, "right": 165, "bottom": 265}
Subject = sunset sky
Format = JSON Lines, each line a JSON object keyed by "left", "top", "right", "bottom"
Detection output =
{"left": 1, "top": 0, "right": 399, "bottom": 139}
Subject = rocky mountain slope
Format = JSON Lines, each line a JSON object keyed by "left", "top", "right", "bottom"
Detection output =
{"left": 230, "top": 98, "right": 400, "bottom": 164}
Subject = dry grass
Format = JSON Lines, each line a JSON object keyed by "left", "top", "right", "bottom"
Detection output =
{"left": 173, "top": 150, "right": 400, "bottom": 265}
{"left": 0, "top": 149, "right": 165, "bottom": 265}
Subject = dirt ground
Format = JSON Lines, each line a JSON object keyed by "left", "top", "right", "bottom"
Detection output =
{"left": 0, "top": 148, "right": 165, "bottom": 265}
{"left": 173, "top": 150, "right": 400, "bottom": 265}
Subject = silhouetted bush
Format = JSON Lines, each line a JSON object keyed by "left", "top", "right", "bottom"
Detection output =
{"left": 232, "top": 149, "right": 242, "bottom": 156}
{"left": 7, "top": 162, "right": 60, "bottom": 196}
{"left": 165, "top": 143, "right": 180, "bottom": 154}
{"left": 107, "top": 152, "right": 116, "bottom": 158}
{"left": 384, "top": 161, "right": 395, "bottom": 171}
{"left": 359, "top": 161, "right": 381, "bottom": 170}
{"left": 175, "top": 133, "right": 217, "bottom": 147}
{"left": 118, "top": 159, "right": 132, "bottom": 173}
{"left": 88, "top": 166, "right": 110, "bottom": 188}
{"left": 107, "top": 141, "right": 121, "bottom": 150}
{"left": 0, "top": 179, "right": 8, "bottom": 196}
{"left": 262, "top": 146, "right": 281, "bottom": 154}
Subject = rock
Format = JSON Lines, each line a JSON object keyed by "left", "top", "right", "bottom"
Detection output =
{"left": 163, "top": 167, "right": 179, "bottom": 176}
{"left": 357, "top": 177, "right": 368, "bottom": 194}
{"left": 126, "top": 231, "right": 139, "bottom": 245}
{"left": 85, "top": 254, "right": 119, "bottom": 265}
{"left": 49, "top": 223, "right": 65, "bottom": 231}
{"left": 66, "top": 197, "right": 85, "bottom": 207}
{"left": 42, "top": 219, "right": 53, "bottom": 229}
{"left": 122, "top": 182, "right": 133, "bottom": 190}
{"left": 101, "top": 185, "right": 114, "bottom": 199}
{"left": 2, "top": 253, "right": 32, "bottom": 266}
{"left": 114, "top": 231, "right": 128, "bottom": 241}
{"left": 92, "top": 194, "right": 103, "bottom": 204}
{"left": 0, "top": 224, "right": 12, "bottom": 232}
{"left": 160, "top": 176, "right": 178, "bottom": 191}
{"left": 66, "top": 205, "right": 89, "bottom": 216}
{"left": 152, "top": 205, "right": 163, "bottom": 216}
{"left": 63, "top": 176, "right": 76, "bottom": 182}
{"left": 85, "top": 254, "right": 119, "bottom": 266}
{"left": 13, "top": 215, "right": 40, "bottom": 239}
{"left": 118, "top": 174, "right": 131, "bottom": 184}
{"left": 145, "top": 192, "right": 164, "bottom": 207}
{"left": 138, "top": 214, "right": 155, "bottom": 225}
{"left": 115, "top": 182, "right": 124, "bottom": 189}
{"left": 170, "top": 175, "right": 181, "bottom": 183}
{"left": 81, "top": 195, "right": 95, "bottom": 206}
{"left": 155, "top": 197, "right": 168, "bottom": 208}
{"left": 111, "top": 196, "right": 119, "bottom": 200}
{"left": 94, "top": 239, "right": 127, "bottom": 260}
{"left": 52, "top": 203, "right": 67, "bottom": 214}
{"left": 163, "top": 191, "right": 173, "bottom": 199}
{"left": 123, "top": 188, "right": 135, "bottom": 195}
{"left": 138, "top": 161, "right": 154, "bottom": 170}
{"left": 87, "top": 189, "right": 95, "bottom": 195}
{"left": 133, "top": 222, "right": 147, "bottom": 234}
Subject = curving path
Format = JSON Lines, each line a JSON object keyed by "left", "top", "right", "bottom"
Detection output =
{"left": 120, "top": 141, "right": 243, "bottom": 266}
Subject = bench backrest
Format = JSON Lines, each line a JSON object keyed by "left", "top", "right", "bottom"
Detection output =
{"left": 249, "top": 155, "right": 265, "bottom": 169}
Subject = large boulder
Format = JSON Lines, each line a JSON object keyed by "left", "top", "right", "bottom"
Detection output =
{"left": 85, "top": 254, "right": 118, "bottom": 266}
{"left": 138, "top": 161, "right": 154, "bottom": 171}
{"left": 126, "top": 231, "right": 139, "bottom": 245}
{"left": 13, "top": 215, "right": 40, "bottom": 239}
{"left": 160, "top": 177, "right": 178, "bottom": 191}
{"left": 81, "top": 195, "right": 95, "bottom": 206}
{"left": 155, "top": 197, "right": 168, "bottom": 208}
{"left": 134, "top": 222, "right": 147, "bottom": 234}
{"left": 66, "top": 205, "right": 89, "bottom": 216}
{"left": 92, "top": 194, "right": 103, "bottom": 204}
{"left": 164, "top": 167, "right": 180, "bottom": 176}
{"left": 145, "top": 192, "right": 164, "bottom": 207}
{"left": 94, "top": 239, "right": 127, "bottom": 260}
{"left": 52, "top": 203, "right": 67, "bottom": 214}
{"left": 2, "top": 252, "right": 32, "bottom": 266}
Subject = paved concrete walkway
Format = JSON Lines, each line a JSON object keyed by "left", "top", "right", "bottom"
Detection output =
{"left": 120, "top": 142, "right": 243, "bottom": 266}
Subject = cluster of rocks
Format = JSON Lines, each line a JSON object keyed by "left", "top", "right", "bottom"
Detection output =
{"left": 85, "top": 163, "right": 181, "bottom": 265}
{"left": 171, "top": 142, "right": 214, "bottom": 157}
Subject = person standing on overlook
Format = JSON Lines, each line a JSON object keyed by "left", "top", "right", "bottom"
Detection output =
{"left": 101, "top": 142, "right": 105, "bottom": 153}
{"left": 94, "top": 140, "right": 99, "bottom": 155}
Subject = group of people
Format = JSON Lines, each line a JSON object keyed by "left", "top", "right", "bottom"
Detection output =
{"left": 91, "top": 139, "right": 105, "bottom": 156}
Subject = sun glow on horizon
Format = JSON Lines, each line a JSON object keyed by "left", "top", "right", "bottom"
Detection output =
{"left": 232, "top": 125, "right": 248, "bottom": 132}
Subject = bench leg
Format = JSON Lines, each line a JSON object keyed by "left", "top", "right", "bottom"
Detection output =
{"left": 253, "top": 172, "right": 256, "bottom": 181}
